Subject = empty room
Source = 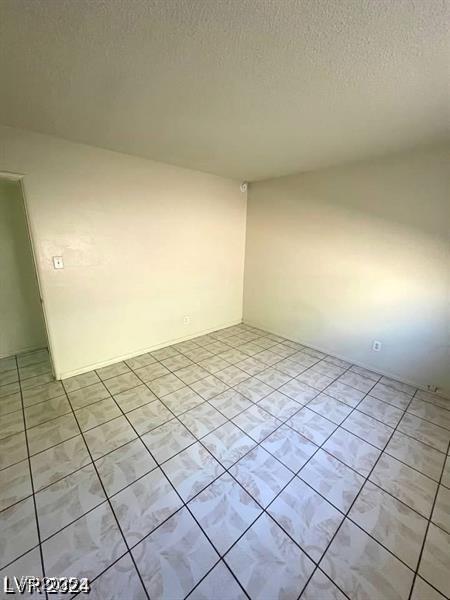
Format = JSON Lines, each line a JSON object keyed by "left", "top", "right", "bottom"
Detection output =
{"left": 0, "top": 1, "right": 449, "bottom": 599}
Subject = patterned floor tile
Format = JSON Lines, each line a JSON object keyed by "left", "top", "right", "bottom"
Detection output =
{"left": 179, "top": 403, "right": 227, "bottom": 438}
{"left": 208, "top": 389, "right": 252, "bottom": 419}
{"left": 27, "top": 413, "right": 79, "bottom": 455}
{"left": 407, "top": 397, "right": 450, "bottom": 431}
{"left": 187, "top": 561, "right": 246, "bottom": 600}
{"left": 0, "top": 394, "right": 22, "bottom": 416}
{"left": 0, "top": 496, "right": 38, "bottom": 569}
{"left": 0, "top": 432, "right": 27, "bottom": 470}
{"left": 299, "top": 449, "right": 364, "bottom": 512}
{"left": 225, "top": 513, "right": 314, "bottom": 600}
{"left": 370, "top": 382, "right": 411, "bottom": 410}
{"left": 113, "top": 384, "right": 158, "bottom": 413}
{"left": 202, "top": 421, "right": 255, "bottom": 468}
{"left": 0, "top": 382, "right": 20, "bottom": 398}
{"left": 305, "top": 393, "right": 352, "bottom": 425}
{"left": 0, "top": 547, "right": 43, "bottom": 596}
{"left": 349, "top": 365, "right": 380, "bottom": 382}
{"left": 75, "top": 397, "right": 122, "bottom": 432}
{"left": 103, "top": 372, "right": 142, "bottom": 395}
{"left": 349, "top": 480, "right": 428, "bottom": 569}
{"left": 95, "top": 438, "right": 157, "bottom": 496}
{"left": 301, "top": 569, "right": 347, "bottom": 600}
{"left": 357, "top": 395, "right": 404, "bottom": 427}
{"left": 151, "top": 345, "right": 180, "bottom": 360}
{"left": 269, "top": 477, "right": 343, "bottom": 562}
{"left": 369, "top": 453, "right": 438, "bottom": 518}
{"left": 125, "top": 352, "right": 157, "bottom": 370}
{"left": 161, "top": 386, "right": 205, "bottom": 415}
{"left": 0, "top": 410, "right": 24, "bottom": 440}
{"left": 296, "top": 369, "right": 335, "bottom": 391}
{"left": 342, "top": 410, "right": 393, "bottom": 449}
{"left": 141, "top": 419, "right": 196, "bottom": 464}
{"left": 287, "top": 407, "right": 337, "bottom": 445}
{"left": 215, "top": 365, "right": 250, "bottom": 387}
{"left": 162, "top": 442, "right": 224, "bottom": 501}
{"left": 235, "top": 377, "right": 273, "bottom": 402}
{"left": 229, "top": 446, "right": 292, "bottom": 507}
{"left": 261, "top": 424, "right": 317, "bottom": 472}
{"left": 161, "top": 353, "right": 194, "bottom": 371}
{"left": 321, "top": 518, "right": 414, "bottom": 600}
{"left": 258, "top": 390, "right": 302, "bottom": 420}
{"left": 197, "top": 355, "right": 231, "bottom": 374}
{"left": 35, "top": 463, "right": 105, "bottom": 540}
{"left": 147, "top": 373, "right": 186, "bottom": 397}
{"left": 0, "top": 459, "right": 32, "bottom": 512}
{"left": 174, "top": 365, "right": 210, "bottom": 385}
{"left": 337, "top": 371, "right": 374, "bottom": 393}
{"left": 126, "top": 399, "right": 172, "bottom": 435}
{"left": 96, "top": 361, "right": 131, "bottom": 381}
{"left": 323, "top": 428, "right": 380, "bottom": 476}
{"left": 279, "top": 379, "right": 318, "bottom": 404}
{"left": 111, "top": 467, "right": 182, "bottom": 545}
{"left": 84, "top": 416, "right": 137, "bottom": 460}
{"left": 132, "top": 507, "right": 218, "bottom": 599}
{"left": 323, "top": 381, "right": 365, "bottom": 407}
{"left": 30, "top": 435, "right": 91, "bottom": 491}
{"left": 397, "top": 413, "right": 450, "bottom": 453}
{"left": 42, "top": 503, "right": 126, "bottom": 586}
{"left": 255, "top": 367, "right": 291, "bottom": 389}
{"left": 431, "top": 486, "right": 450, "bottom": 534}
{"left": 418, "top": 524, "right": 450, "bottom": 598}
{"left": 189, "top": 473, "right": 262, "bottom": 553}
{"left": 133, "top": 362, "right": 170, "bottom": 383}
{"left": 441, "top": 455, "right": 450, "bottom": 488}
{"left": 189, "top": 375, "right": 229, "bottom": 400}
{"left": 232, "top": 404, "right": 281, "bottom": 443}
{"left": 63, "top": 371, "right": 101, "bottom": 393}
{"left": 410, "top": 576, "right": 446, "bottom": 600}
{"left": 384, "top": 431, "right": 446, "bottom": 482}
{"left": 68, "top": 382, "right": 110, "bottom": 410}
{"left": 235, "top": 356, "right": 267, "bottom": 376}
{"left": 87, "top": 553, "right": 147, "bottom": 600}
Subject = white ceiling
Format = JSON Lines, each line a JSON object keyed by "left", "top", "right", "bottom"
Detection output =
{"left": 0, "top": 0, "right": 448, "bottom": 181}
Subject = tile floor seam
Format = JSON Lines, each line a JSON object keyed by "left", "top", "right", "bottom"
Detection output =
{"left": 60, "top": 378, "right": 151, "bottom": 600}
{"left": 407, "top": 438, "right": 450, "bottom": 600}
{"left": 294, "top": 376, "right": 417, "bottom": 598}
{"left": 14, "top": 354, "right": 48, "bottom": 600}
{"left": 4, "top": 328, "right": 449, "bottom": 599}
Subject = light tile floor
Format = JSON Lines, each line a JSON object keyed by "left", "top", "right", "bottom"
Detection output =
{"left": 1, "top": 324, "right": 449, "bottom": 599}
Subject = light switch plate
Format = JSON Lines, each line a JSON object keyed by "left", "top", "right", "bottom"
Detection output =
{"left": 52, "top": 256, "right": 64, "bottom": 269}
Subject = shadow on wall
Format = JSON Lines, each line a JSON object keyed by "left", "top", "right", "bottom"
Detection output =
{"left": 0, "top": 179, "right": 47, "bottom": 357}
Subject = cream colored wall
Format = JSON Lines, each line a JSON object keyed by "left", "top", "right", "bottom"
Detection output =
{"left": 0, "top": 179, "right": 47, "bottom": 357}
{"left": 244, "top": 145, "right": 450, "bottom": 395}
{"left": 0, "top": 126, "right": 246, "bottom": 379}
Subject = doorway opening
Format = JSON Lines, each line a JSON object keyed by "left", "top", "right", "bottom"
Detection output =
{"left": 0, "top": 176, "right": 52, "bottom": 375}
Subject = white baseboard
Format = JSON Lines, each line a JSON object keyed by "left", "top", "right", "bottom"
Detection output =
{"left": 56, "top": 319, "right": 242, "bottom": 380}
{"left": 243, "top": 319, "right": 450, "bottom": 400}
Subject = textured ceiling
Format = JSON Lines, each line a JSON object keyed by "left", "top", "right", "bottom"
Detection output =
{"left": 0, "top": 0, "right": 448, "bottom": 180}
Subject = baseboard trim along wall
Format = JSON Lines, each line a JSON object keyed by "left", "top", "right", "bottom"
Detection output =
{"left": 243, "top": 320, "right": 450, "bottom": 400}
{"left": 56, "top": 320, "right": 242, "bottom": 380}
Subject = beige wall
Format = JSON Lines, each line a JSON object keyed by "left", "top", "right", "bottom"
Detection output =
{"left": 244, "top": 145, "right": 450, "bottom": 395}
{"left": 0, "top": 126, "right": 247, "bottom": 378}
{"left": 0, "top": 179, "right": 47, "bottom": 357}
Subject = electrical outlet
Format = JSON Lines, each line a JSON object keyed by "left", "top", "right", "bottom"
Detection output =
{"left": 52, "top": 256, "right": 64, "bottom": 269}
{"left": 372, "top": 340, "right": 382, "bottom": 352}
{"left": 183, "top": 316, "right": 191, "bottom": 325}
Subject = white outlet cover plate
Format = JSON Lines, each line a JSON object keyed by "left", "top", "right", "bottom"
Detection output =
{"left": 52, "top": 256, "right": 64, "bottom": 269}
